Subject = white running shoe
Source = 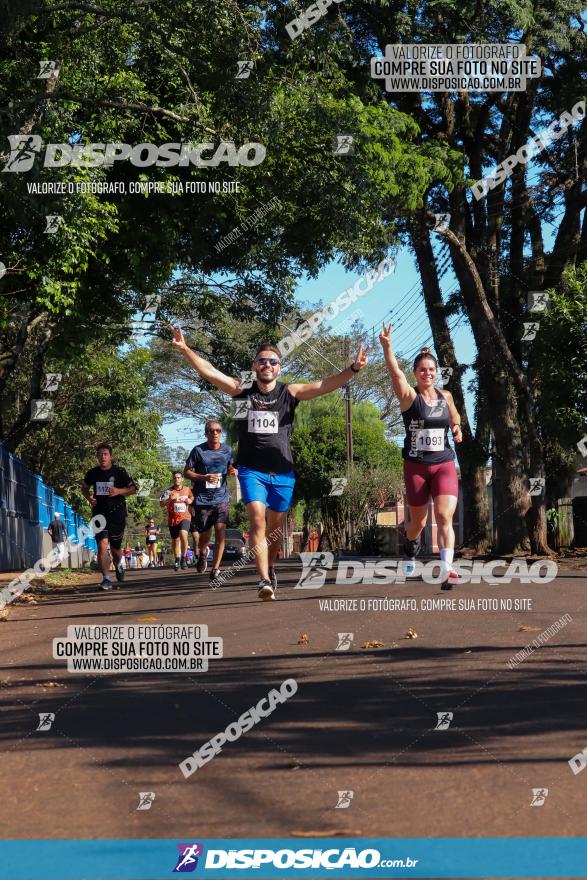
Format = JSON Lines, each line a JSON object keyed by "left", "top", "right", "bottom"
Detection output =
{"left": 257, "top": 580, "right": 275, "bottom": 601}
{"left": 441, "top": 566, "right": 460, "bottom": 590}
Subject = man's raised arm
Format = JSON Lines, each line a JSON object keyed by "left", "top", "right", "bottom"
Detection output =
{"left": 167, "top": 323, "right": 241, "bottom": 396}
{"left": 288, "top": 345, "right": 370, "bottom": 401}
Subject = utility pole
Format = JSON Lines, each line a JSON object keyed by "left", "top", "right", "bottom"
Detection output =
{"left": 343, "top": 337, "right": 354, "bottom": 549}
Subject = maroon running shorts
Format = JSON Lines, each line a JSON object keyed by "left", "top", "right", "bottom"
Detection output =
{"left": 403, "top": 460, "right": 458, "bottom": 506}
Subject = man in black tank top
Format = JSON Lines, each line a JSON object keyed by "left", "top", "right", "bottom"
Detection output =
{"left": 168, "top": 324, "right": 369, "bottom": 600}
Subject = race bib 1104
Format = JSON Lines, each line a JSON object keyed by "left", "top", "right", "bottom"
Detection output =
{"left": 248, "top": 410, "right": 278, "bottom": 434}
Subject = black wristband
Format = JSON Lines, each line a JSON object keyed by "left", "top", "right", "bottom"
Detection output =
{"left": 350, "top": 363, "right": 360, "bottom": 373}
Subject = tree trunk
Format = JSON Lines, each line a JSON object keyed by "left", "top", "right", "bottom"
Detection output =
{"left": 301, "top": 504, "right": 313, "bottom": 553}
{"left": 526, "top": 499, "right": 552, "bottom": 556}
{"left": 460, "top": 450, "right": 491, "bottom": 552}
{"left": 438, "top": 203, "right": 552, "bottom": 555}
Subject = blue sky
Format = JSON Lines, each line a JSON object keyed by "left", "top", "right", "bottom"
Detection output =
{"left": 161, "top": 244, "right": 477, "bottom": 455}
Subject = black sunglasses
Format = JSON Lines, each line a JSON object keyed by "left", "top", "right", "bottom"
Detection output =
{"left": 256, "top": 357, "right": 281, "bottom": 366}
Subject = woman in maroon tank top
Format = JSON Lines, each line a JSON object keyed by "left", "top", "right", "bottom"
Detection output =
{"left": 380, "top": 322, "right": 463, "bottom": 589}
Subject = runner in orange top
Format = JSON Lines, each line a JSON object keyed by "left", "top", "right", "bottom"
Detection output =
{"left": 160, "top": 471, "right": 194, "bottom": 570}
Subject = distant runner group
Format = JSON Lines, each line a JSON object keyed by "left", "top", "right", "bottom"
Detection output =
{"left": 78, "top": 320, "right": 472, "bottom": 597}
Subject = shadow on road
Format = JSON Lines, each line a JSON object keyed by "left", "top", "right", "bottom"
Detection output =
{"left": 2, "top": 642, "right": 585, "bottom": 772}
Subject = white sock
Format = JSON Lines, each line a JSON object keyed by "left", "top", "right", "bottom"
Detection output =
{"left": 440, "top": 548, "right": 454, "bottom": 565}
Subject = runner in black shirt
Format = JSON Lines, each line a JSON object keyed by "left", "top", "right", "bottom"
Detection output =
{"left": 168, "top": 323, "right": 369, "bottom": 600}
{"left": 81, "top": 443, "right": 137, "bottom": 590}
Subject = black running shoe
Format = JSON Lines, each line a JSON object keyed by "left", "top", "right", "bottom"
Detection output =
{"left": 196, "top": 552, "right": 207, "bottom": 574}
{"left": 115, "top": 563, "right": 125, "bottom": 584}
{"left": 174, "top": 558, "right": 180, "bottom": 571}
{"left": 403, "top": 534, "right": 421, "bottom": 558}
{"left": 269, "top": 566, "right": 278, "bottom": 590}
{"left": 180, "top": 557, "right": 187, "bottom": 570}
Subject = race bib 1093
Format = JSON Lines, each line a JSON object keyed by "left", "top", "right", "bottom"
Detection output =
{"left": 415, "top": 428, "right": 445, "bottom": 451}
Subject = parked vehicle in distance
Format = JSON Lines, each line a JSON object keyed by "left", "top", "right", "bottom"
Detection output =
{"left": 223, "top": 528, "right": 245, "bottom": 561}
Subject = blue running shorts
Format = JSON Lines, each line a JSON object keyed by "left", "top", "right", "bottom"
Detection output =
{"left": 237, "top": 466, "right": 295, "bottom": 512}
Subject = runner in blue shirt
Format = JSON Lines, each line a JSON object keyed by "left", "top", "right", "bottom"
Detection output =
{"left": 184, "top": 420, "right": 236, "bottom": 581}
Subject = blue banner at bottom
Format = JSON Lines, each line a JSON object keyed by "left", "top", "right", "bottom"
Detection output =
{"left": 1, "top": 838, "right": 585, "bottom": 879}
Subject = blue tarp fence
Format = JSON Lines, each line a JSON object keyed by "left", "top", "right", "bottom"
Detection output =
{"left": 0, "top": 441, "right": 96, "bottom": 571}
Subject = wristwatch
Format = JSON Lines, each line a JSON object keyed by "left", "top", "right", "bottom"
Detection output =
{"left": 350, "top": 363, "right": 360, "bottom": 373}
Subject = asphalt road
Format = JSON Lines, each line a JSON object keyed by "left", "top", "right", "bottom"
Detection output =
{"left": 1, "top": 560, "right": 586, "bottom": 846}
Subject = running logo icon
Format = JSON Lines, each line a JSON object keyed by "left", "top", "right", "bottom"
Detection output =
{"left": 435, "top": 712, "right": 453, "bottom": 730}
{"left": 136, "top": 791, "right": 155, "bottom": 810}
{"left": 144, "top": 293, "right": 161, "bottom": 315}
{"left": 528, "top": 291, "right": 549, "bottom": 313}
{"left": 332, "top": 135, "right": 354, "bottom": 155}
{"left": 232, "top": 399, "right": 251, "bottom": 420}
{"left": 335, "top": 790, "right": 354, "bottom": 809}
{"left": 3, "top": 134, "right": 42, "bottom": 172}
{"left": 38, "top": 60, "right": 60, "bottom": 78}
{"left": 427, "top": 401, "right": 445, "bottom": 418}
{"left": 43, "top": 373, "right": 62, "bottom": 392}
{"left": 236, "top": 61, "right": 254, "bottom": 79}
{"left": 329, "top": 477, "right": 347, "bottom": 496}
{"left": 44, "top": 215, "right": 63, "bottom": 234}
{"left": 30, "top": 400, "right": 54, "bottom": 421}
{"left": 528, "top": 477, "right": 545, "bottom": 497}
{"left": 438, "top": 366, "right": 453, "bottom": 386}
{"left": 239, "top": 370, "right": 255, "bottom": 390}
{"left": 522, "top": 321, "right": 539, "bottom": 341}
{"left": 294, "top": 552, "right": 334, "bottom": 588}
{"left": 36, "top": 712, "right": 55, "bottom": 731}
{"left": 173, "top": 843, "right": 204, "bottom": 872}
{"left": 432, "top": 213, "right": 451, "bottom": 232}
{"left": 530, "top": 788, "right": 548, "bottom": 806}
